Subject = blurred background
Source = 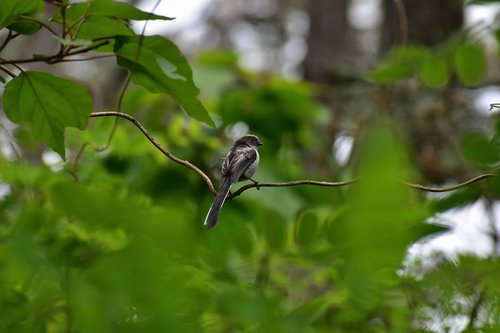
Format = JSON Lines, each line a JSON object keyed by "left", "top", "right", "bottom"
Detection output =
{"left": 1, "top": 0, "right": 500, "bottom": 332}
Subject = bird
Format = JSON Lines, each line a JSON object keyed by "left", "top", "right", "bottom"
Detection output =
{"left": 204, "top": 134, "right": 263, "bottom": 229}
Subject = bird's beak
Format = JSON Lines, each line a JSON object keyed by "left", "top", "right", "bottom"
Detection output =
{"left": 258, "top": 142, "right": 263, "bottom": 146}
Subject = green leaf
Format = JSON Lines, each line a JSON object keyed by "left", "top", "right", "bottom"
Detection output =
{"left": 366, "top": 62, "right": 412, "bottom": 84}
{"left": 8, "top": 20, "right": 41, "bottom": 35}
{"left": 0, "top": 0, "right": 43, "bottom": 29}
{"left": 454, "top": 44, "right": 486, "bottom": 87}
{"left": 71, "top": 16, "right": 134, "bottom": 40}
{"left": 114, "top": 35, "right": 215, "bottom": 126}
{"left": 52, "top": 35, "right": 92, "bottom": 47}
{"left": 419, "top": 56, "right": 449, "bottom": 88}
{"left": 65, "top": 0, "right": 173, "bottom": 22}
{"left": 461, "top": 132, "right": 498, "bottom": 166}
{"left": 2, "top": 71, "right": 93, "bottom": 159}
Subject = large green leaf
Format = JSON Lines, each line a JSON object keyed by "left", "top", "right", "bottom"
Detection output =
{"left": 114, "top": 35, "right": 215, "bottom": 126}
{"left": 0, "top": 0, "right": 43, "bottom": 29}
{"left": 2, "top": 71, "right": 93, "bottom": 159}
{"left": 65, "top": 0, "right": 173, "bottom": 22}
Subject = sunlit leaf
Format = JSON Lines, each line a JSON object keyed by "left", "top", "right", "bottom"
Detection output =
{"left": 454, "top": 44, "right": 486, "bottom": 87}
{"left": 419, "top": 56, "right": 449, "bottom": 88}
{"left": 2, "top": 71, "right": 92, "bottom": 159}
{"left": 115, "top": 35, "right": 215, "bottom": 126}
{"left": 366, "top": 62, "right": 412, "bottom": 84}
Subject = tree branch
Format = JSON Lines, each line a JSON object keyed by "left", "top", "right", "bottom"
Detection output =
{"left": 89, "top": 111, "right": 218, "bottom": 196}
{"left": 403, "top": 174, "right": 497, "bottom": 192}
{"left": 0, "top": 40, "right": 110, "bottom": 65}
{"left": 229, "top": 179, "right": 359, "bottom": 198}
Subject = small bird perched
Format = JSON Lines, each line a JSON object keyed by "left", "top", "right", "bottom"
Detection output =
{"left": 204, "top": 134, "right": 263, "bottom": 229}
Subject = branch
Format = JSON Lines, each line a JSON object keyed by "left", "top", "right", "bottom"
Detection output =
{"left": 403, "top": 174, "right": 497, "bottom": 192}
{"left": 87, "top": 113, "right": 496, "bottom": 199}
{"left": 0, "top": 65, "right": 16, "bottom": 78}
{"left": 229, "top": 179, "right": 359, "bottom": 198}
{"left": 89, "top": 111, "right": 217, "bottom": 196}
{"left": 0, "top": 40, "right": 110, "bottom": 65}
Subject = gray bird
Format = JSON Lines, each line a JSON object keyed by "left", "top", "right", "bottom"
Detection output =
{"left": 204, "top": 134, "right": 263, "bottom": 229}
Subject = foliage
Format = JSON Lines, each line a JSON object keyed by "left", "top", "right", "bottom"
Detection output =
{"left": 0, "top": 1, "right": 500, "bottom": 333}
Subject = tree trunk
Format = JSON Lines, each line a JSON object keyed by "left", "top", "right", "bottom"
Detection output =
{"left": 381, "top": 0, "right": 463, "bottom": 51}
{"left": 303, "top": 0, "right": 355, "bottom": 84}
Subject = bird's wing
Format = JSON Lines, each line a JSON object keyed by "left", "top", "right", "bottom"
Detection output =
{"left": 228, "top": 148, "right": 257, "bottom": 183}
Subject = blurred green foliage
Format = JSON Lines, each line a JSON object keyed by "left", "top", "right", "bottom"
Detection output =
{"left": 1, "top": 0, "right": 500, "bottom": 332}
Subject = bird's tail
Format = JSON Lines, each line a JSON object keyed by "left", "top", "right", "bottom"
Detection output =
{"left": 204, "top": 177, "right": 232, "bottom": 229}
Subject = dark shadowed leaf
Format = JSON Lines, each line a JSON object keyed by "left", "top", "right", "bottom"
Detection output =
{"left": 0, "top": 0, "right": 43, "bottom": 29}
{"left": 114, "top": 35, "right": 214, "bottom": 126}
{"left": 2, "top": 71, "right": 92, "bottom": 159}
{"left": 461, "top": 132, "right": 498, "bottom": 166}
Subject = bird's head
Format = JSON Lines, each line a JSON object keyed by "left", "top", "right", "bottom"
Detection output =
{"left": 235, "top": 134, "right": 263, "bottom": 148}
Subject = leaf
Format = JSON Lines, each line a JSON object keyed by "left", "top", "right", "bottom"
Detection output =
{"left": 461, "top": 132, "right": 498, "bottom": 166}
{"left": 366, "top": 62, "right": 412, "bottom": 84}
{"left": 2, "top": 71, "right": 93, "bottom": 159}
{"left": 419, "top": 56, "right": 449, "bottom": 88}
{"left": 65, "top": 0, "right": 173, "bottom": 22}
{"left": 454, "top": 44, "right": 486, "bottom": 87}
{"left": 114, "top": 35, "right": 215, "bottom": 126}
{"left": 52, "top": 35, "right": 92, "bottom": 47}
{"left": 0, "top": 0, "right": 43, "bottom": 29}
{"left": 70, "top": 16, "right": 134, "bottom": 40}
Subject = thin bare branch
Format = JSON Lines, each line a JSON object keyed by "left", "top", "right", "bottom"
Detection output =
{"left": 89, "top": 111, "right": 218, "bottom": 196}
{"left": 87, "top": 112, "right": 496, "bottom": 200}
{"left": 0, "top": 40, "right": 110, "bottom": 65}
{"left": 393, "top": 0, "right": 408, "bottom": 46}
{"left": 403, "top": 174, "right": 497, "bottom": 192}
{"left": 230, "top": 179, "right": 359, "bottom": 198}
{"left": 0, "top": 65, "right": 16, "bottom": 78}
{"left": 18, "top": 15, "right": 59, "bottom": 36}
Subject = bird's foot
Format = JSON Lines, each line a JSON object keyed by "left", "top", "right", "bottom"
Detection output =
{"left": 249, "top": 178, "right": 260, "bottom": 190}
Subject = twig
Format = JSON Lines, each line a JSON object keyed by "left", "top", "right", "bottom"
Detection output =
{"left": 0, "top": 40, "right": 110, "bottom": 65}
{"left": 230, "top": 179, "right": 359, "bottom": 198}
{"left": 18, "top": 15, "right": 59, "bottom": 36}
{"left": 0, "top": 65, "right": 16, "bottom": 78}
{"left": 87, "top": 113, "right": 496, "bottom": 199}
{"left": 89, "top": 111, "right": 218, "bottom": 196}
{"left": 466, "top": 290, "right": 484, "bottom": 331}
{"left": 490, "top": 103, "right": 500, "bottom": 111}
{"left": 0, "top": 30, "right": 18, "bottom": 52}
{"left": 53, "top": 54, "right": 115, "bottom": 62}
{"left": 94, "top": 0, "right": 161, "bottom": 154}
{"left": 392, "top": 0, "right": 408, "bottom": 46}
{"left": 403, "top": 174, "right": 497, "bottom": 192}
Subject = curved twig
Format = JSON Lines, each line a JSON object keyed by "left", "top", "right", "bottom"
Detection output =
{"left": 403, "top": 174, "right": 497, "bottom": 192}
{"left": 89, "top": 111, "right": 218, "bottom": 195}
{"left": 87, "top": 112, "right": 497, "bottom": 199}
{"left": 229, "top": 179, "right": 359, "bottom": 198}
{"left": 490, "top": 103, "right": 500, "bottom": 111}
